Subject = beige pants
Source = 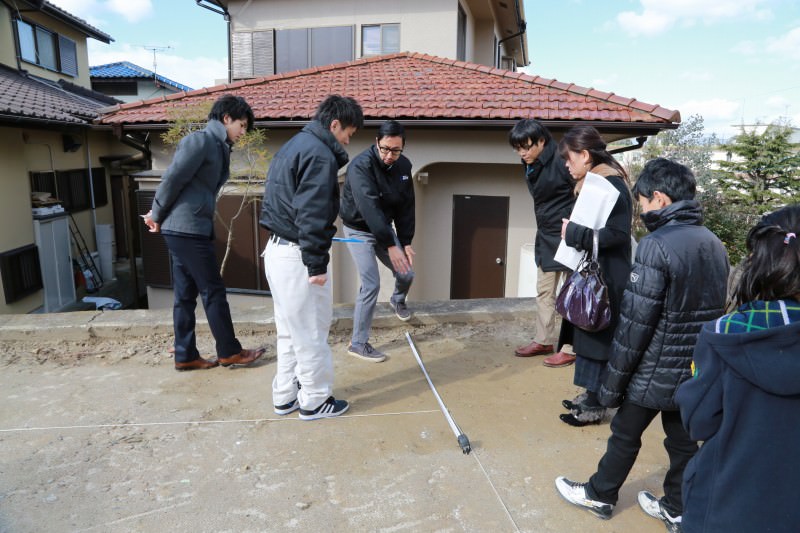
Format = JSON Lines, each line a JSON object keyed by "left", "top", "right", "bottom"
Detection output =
{"left": 534, "top": 266, "right": 573, "bottom": 354}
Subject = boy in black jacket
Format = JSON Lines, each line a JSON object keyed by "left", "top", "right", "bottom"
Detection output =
{"left": 555, "top": 158, "right": 729, "bottom": 532}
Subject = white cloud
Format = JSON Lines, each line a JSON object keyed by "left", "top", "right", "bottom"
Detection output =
{"left": 106, "top": 0, "right": 153, "bottom": 23}
{"left": 679, "top": 98, "right": 742, "bottom": 121}
{"left": 766, "top": 26, "right": 800, "bottom": 60}
{"left": 617, "top": 0, "right": 771, "bottom": 36}
{"left": 731, "top": 40, "right": 759, "bottom": 56}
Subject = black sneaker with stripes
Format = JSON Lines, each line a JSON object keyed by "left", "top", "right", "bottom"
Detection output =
{"left": 299, "top": 396, "right": 349, "bottom": 421}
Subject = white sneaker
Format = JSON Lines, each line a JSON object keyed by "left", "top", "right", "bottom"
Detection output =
{"left": 638, "top": 491, "right": 682, "bottom": 532}
{"left": 555, "top": 476, "right": 614, "bottom": 519}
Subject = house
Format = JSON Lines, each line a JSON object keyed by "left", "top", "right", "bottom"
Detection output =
{"left": 0, "top": 0, "right": 138, "bottom": 314}
{"left": 196, "top": 0, "right": 528, "bottom": 79}
{"left": 97, "top": 51, "right": 680, "bottom": 309}
{"left": 90, "top": 61, "right": 193, "bottom": 103}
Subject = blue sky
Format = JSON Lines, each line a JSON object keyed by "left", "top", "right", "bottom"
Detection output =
{"left": 49, "top": 0, "right": 799, "bottom": 140}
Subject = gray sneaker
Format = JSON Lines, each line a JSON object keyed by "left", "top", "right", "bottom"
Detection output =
{"left": 391, "top": 300, "right": 412, "bottom": 321}
{"left": 638, "top": 491, "right": 682, "bottom": 532}
{"left": 347, "top": 342, "right": 387, "bottom": 362}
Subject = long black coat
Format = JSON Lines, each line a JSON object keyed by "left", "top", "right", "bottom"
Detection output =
{"left": 558, "top": 174, "right": 632, "bottom": 361}
{"left": 523, "top": 140, "right": 576, "bottom": 272}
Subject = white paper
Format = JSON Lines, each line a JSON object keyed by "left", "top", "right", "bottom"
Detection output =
{"left": 554, "top": 172, "right": 621, "bottom": 270}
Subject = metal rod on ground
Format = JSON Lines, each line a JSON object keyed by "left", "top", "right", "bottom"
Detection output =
{"left": 405, "top": 332, "right": 471, "bottom": 454}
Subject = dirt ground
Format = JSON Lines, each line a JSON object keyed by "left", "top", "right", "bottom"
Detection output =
{"left": 0, "top": 318, "right": 671, "bottom": 532}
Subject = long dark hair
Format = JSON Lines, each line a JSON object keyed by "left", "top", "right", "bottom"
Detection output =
{"left": 734, "top": 204, "right": 800, "bottom": 304}
{"left": 559, "top": 126, "right": 627, "bottom": 181}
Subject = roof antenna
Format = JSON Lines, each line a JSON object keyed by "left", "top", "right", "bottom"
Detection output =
{"left": 141, "top": 45, "right": 172, "bottom": 85}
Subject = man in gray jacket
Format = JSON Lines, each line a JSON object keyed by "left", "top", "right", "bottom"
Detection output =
{"left": 143, "top": 95, "right": 264, "bottom": 371}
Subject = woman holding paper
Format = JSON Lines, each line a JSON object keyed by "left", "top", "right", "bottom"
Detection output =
{"left": 557, "top": 126, "right": 633, "bottom": 426}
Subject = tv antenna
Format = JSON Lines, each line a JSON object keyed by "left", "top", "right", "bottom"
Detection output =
{"left": 140, "top": 45, "right": 172, "bottom": 82}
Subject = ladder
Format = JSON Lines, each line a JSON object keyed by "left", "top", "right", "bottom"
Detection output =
{"left": 68, "top": 213, "right": 103, "bottom": 290}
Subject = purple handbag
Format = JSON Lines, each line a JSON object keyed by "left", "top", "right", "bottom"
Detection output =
{"left": 555, "top": 231, "right": 611, "bottom": 332}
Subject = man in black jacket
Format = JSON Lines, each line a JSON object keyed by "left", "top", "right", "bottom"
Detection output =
{"left": 555, "top": 158, "right": 729, "bottom": 531}
{"left": 259, "top": 95, "right": 363, "bottom": 421}
{"left": 340, "top": 120, "right": 415, "bottom": 362}
{"left": 508, "top": 119, "right": 576, "bottom": 367}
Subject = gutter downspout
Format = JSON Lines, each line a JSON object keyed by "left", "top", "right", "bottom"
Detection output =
{"left": 497, "top": 20, "right": 527, "bottom": 69}
{"left": 609, "top": 136, "right": 648, "bottom": 155}
{"left": 196, "top": 0, "right": 232, "bottom": 83}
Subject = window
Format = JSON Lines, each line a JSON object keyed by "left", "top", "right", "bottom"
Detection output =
{"left": 92, "top": 81, "right": 138, "bottom": 96}
{"left": 361, "top": 24, "right": 400, "bottom": 57}
{"left": 232, "top": 26, "right": 354, "bottom": 79}
{"left": 30, "top": 168, "right": 108, "bottom": 213}
{"left": 14, "top": 18, "right": 79, "bottom": 76}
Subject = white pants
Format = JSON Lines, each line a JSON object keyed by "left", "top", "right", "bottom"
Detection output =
{"left": 263, "top": 240, "right": 334, "bottom": 411}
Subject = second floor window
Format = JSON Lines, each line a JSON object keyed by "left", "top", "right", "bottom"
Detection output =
{"left": 362, "top": 24, "right": 400, "bottom": 57}
{"left": 14, "top": 19, "right": 78, "bottom": 76}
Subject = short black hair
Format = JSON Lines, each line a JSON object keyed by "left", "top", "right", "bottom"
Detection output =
{"left": 508, "top": 119, "right": 552, "bottom": 149}
{"left": 313, "top": 94, "right": 364, "bottom": 130}
{"left": 208, "top": 94, "right": 254, "bottom": 131}
{"left": 377, "top": 120, "right": 405, "bottom": 143}
{"left": 632, "top": 158, "right": 696, "bottom": 202}
{"left": 734, "top": 203, "right": 800, "bottom": 304}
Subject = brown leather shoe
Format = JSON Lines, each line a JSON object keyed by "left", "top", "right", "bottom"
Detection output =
{"left": 543, "top": 351, "right": 577, "bottom": 367}
{"left": 218, "top": 347, "right": 265, "bottom": 367}
{"left": 514, "top": 340, "right": 554, "bottom": 357}
{"left": 174, "top": 356, "right": 219, "bottom": 371}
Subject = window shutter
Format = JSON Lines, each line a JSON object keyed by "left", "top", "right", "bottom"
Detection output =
{"left": 252, "top": 30, "right": 275, "bottom": 77}
{"left": 58, "top": 35, "right": 77, "bottom": 76}
{"left": 232, "top": 31, "right": 253, "bottom": 79}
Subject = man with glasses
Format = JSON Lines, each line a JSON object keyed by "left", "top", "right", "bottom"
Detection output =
{"left": 508, "top": 119, "right": 577, "bottom": 367}
{"left": 340, "top": 120, "right": 415, "bottom": 362}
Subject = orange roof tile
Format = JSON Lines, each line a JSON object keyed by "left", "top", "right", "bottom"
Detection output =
{"left": 97, "top": 52, "right": 680, "bottom": 127}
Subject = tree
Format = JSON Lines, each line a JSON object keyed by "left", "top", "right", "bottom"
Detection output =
{"left": 161, "top": 102, "right": 270, "bottom": 275}
{"left": 641, "top": 114, "right": 717, "bottom": 184}
{"left": 714, "top": 120, "right": 800, "bottom": 212}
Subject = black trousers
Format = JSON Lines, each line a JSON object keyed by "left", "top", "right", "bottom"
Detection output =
{"left": 586, "top": 401, "right": 698, "bottom": 516}
{"left": 163, "top": 233, "right": 241, "bottom": 362}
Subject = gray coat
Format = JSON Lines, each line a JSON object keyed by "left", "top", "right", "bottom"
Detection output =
{"left": 151, "top": 119, "right": 231, "bottom": 238}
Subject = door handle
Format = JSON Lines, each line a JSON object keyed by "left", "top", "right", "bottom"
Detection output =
{"left": 496, "top": 258, "right": 503, "bottom": 265}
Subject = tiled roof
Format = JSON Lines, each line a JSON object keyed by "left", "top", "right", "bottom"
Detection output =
{"left": 90, "top": 61, "right": 193, "bottom": 92}
{"left": 0, "top": 64, "right": 115, "bottom": 126}
{"left": 97, "top": 52, "right": 680, "bottom": 127}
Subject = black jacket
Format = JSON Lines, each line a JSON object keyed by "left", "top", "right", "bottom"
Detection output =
{"left": 259, "top": 121, "right": 349, "bottom": 276}
{"left": 599, "top": 200, "right": 729, "bottom": 410}
{"left": 340, "top": 145, "right": 414, "bottom": 248}
{"left": 559, "top": 173, "right": 632, "bottom": 361}
{"left": 677, "top": 300, "right": 800, "bottom": 533}
{"left": 523, "top": 140, "right": 575, "bottom": 271}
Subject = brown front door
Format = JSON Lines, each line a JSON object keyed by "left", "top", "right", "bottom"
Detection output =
{"left": 450, "top": 194, "right": 509, "bottom": 299}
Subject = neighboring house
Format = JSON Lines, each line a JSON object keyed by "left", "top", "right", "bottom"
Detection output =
{"left": 196, "top": 0, "right": 528, "bottom": 80}
{"left": 90, "top": 61, "right": 193, "bottom": 103}
{"left": 97, "top": 52, "right": 680, "bottom": 309}
{"left": 0, "top": 0, "right": 138, "bottom": 314}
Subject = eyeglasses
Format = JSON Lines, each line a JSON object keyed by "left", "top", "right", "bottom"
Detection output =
{"left": 514, "top": 143, "right": 534, "bottom": 153}
{"left": 377, "top": 145, "right": 403, "bottom": 156}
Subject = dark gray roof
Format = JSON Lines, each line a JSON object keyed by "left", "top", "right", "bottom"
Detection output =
{"left": 0, "top": 64, "right": 118, "bottom": 126}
